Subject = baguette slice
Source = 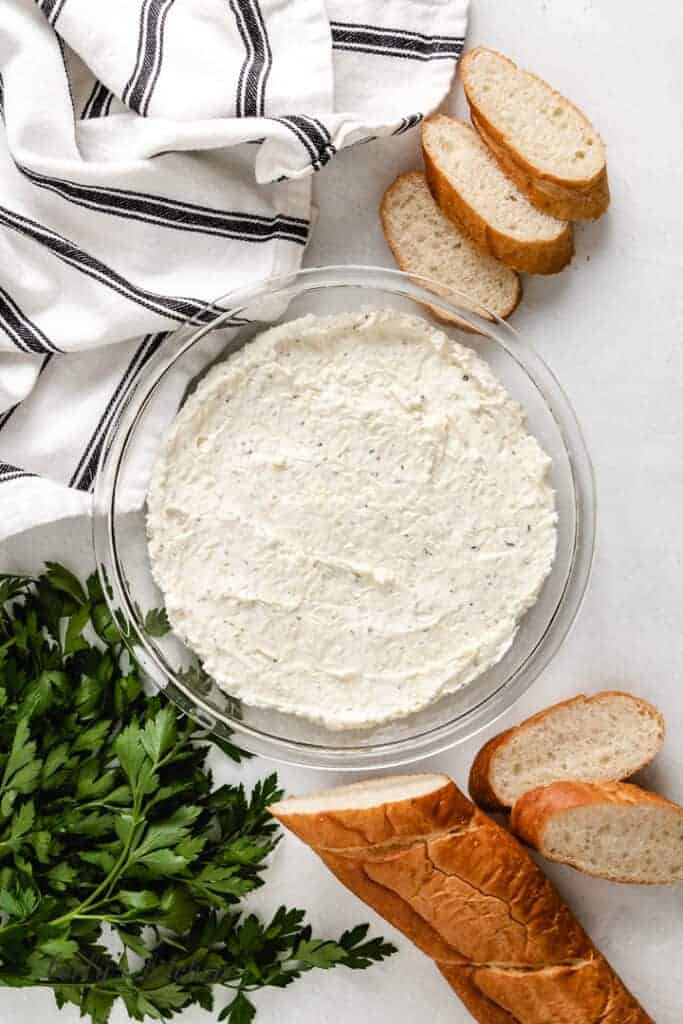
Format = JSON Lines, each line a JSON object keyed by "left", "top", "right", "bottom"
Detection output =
{"left": 511, "top": 781, "right": 683, "bottom": 884}
{"left": 381, "top": 171, "right": 521, "bottom": 320}
{"left": 471, "top": 111, "right": 609, "bottom": 222}
{"left": 461, "top": 47, "right": 609, "bottom": 221}
{"left": 421, "top": 116, "right": 574, "bottom": 274}
{"left": 271, "top": 774, "right": 652, "bottom": 1024}
{"left": 469, "top": 691, "right": 665, "bottom": 811}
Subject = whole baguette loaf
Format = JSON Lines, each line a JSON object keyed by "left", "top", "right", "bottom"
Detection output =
{"left": 469, "top": 691, "right": 664, "bottom": 811}
{"left": 511, "top": 780, "right": 683, "bottom": 884}
{"left": 461, "top": 47, "right": 609, "bottom": 221}
{"left": 271, "top": 774, "right": 652, "bottom": 1024}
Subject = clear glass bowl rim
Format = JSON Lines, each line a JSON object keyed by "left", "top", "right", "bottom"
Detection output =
{"left": 92, "top": 265, "right": 596, "bottom": 771}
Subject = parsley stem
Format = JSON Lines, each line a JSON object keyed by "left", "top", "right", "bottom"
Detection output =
{"left": 50, "top": 806, "right": 144, "bottom": 927}
{"left": 50, "top": 739, "right": 186, "bottom": 929}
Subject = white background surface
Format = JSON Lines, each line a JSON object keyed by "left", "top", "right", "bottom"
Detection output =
{"left": 2, "top": 0, "right": 683, "bottom": 1021}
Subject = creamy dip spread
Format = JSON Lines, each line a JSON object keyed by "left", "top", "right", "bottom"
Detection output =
{"left": 147, "top": 311, "right": 557, "bottom": 729}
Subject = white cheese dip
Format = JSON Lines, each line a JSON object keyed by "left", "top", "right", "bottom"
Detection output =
{"left": 147, "top": 311, "right": 557, "bottom": 730}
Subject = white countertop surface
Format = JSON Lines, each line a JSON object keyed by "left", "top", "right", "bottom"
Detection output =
{"left": 2, "top": 0, "right": 683, "bottom": 1021}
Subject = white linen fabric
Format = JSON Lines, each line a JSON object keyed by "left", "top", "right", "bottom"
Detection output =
{"left": 0, "top": 0, "right": 468, "bottom": 543}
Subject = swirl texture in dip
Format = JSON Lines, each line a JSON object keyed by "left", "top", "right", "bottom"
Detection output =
{"left": 147, "top": 311, "right": 557, "bottom": 729}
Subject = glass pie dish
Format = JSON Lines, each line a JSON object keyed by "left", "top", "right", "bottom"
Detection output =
{"left": 92, "top": 265, "right": 595, "bottom": 770}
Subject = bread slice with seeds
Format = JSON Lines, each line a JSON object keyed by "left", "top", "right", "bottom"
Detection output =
{"left": 511, "top": 781, "right": 683, "bottom": 884}
{"left": 381, "top": 171, "right": 521, "bottom": 320}
{"left": 468, "top": 691, "right": 665, "bottom": 811}
{"left": 461, "top": 47, "right": 609, "bottom": 221}
{"left": 421, "top": 115, "right": 574, "bottom": 274}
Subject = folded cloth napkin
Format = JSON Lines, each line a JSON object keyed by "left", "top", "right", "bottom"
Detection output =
{"left": 0, "top": 0, "right": 468, "bottom": 544}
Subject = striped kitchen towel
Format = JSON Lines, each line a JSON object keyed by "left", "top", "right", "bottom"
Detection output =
{"left": 0, "top": 0, "right": 468, "bottom": 542}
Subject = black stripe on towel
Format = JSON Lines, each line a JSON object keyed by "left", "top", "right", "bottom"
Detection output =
{"left": 37, "top": 0, "right": 68, "bottom": 26}
{"left": 0, "top": 462, "right": 35, "bottom": 483}
{"left": 82, "top": 80, "right": 115, "bottom": 119}
{"left": 229, "top": 0, "right": 272, "bottom": 117}
{"left": 274, "top": 115, "right": 336, "bottom": 171}
{"left": 330, "top": 22, "right": 465, "bottom": 62}
{"left": 18, "top": 164, "right": 309, "bottom": 244}
{"left": 393, "top": 113, "right": 423, "bottom": 136}
{"left": 0, "top": 203, "right": 220, "bottom": 326}
{"left": 70, "top": 332, "right": 167, "bottom": 491}
{"left": 0, "top": 405, "right": 18, "bottom": 433}
{"left": 0, "top": 286, "right": 63, "bottom": 354}
{"left": 0, "top": 354, "right": 53, "bottom": 434}
{"left": 122, "top": 0, "right": 177, "bottom": 116}
{"left": 56, "top": 34, "right": 77, "bottom": 124}
{"left": 0, "top": 73, "right": 4, "bottom": 122}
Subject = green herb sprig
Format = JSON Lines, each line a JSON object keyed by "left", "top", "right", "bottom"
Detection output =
{"left": 0, "top": 565, "right": 395, "bottom": 1023}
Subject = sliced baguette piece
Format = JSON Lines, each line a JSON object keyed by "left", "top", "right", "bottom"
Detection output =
{"left": 469, "top": 691, "right": 665, "bottom": 811}
{"left": 421, "top": 115, "right": 574, "bottom": 274}
{"left": 381, "top": 171, "right": 521, "bottom": 321}
{"left": 511, "top": 781, "right": 683, "bottom": 884}
{"left": 271, "top": 774, "right": 652, "bottom": 1024}
{"left": 461, "top": 47, "right": 609, "bottom": 221}
{"left": 471, "top": 111, "right": 609, "bottom": 222}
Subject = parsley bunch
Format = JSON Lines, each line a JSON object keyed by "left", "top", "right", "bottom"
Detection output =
{"left": 0, "top": 565, "right": 395, "bottom": 1023}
